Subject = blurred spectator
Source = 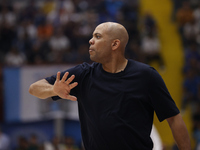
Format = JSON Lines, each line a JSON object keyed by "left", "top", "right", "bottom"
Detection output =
{"left": 17, "top": 0, "right": 37, "bottom": 23}
{"left": 97, "top": 2, "right": 114, "bottom": 23}
{"left": 48, "top": 27, "right": 70, "bottom": 64}
{"left": 4, "top": 46, "right": 27, "bottom": 67}
{"left": 46, "top": 0, "right": 75, "bottom": 26}
{"left": 181, "top": 69, "right": 200, "bottom": 113}
{"left": 75, "top": 44, "right": 91, "bottom": 64}
{"left": 44, "top": 136, "right": 65, "bottom": 150}
{"left": 118, "top": 1, "right": 139, "bottom": 40}
{"left": 27, "top": 40, "right": 46, "bottom": 65}
{"left": 43, "top": 141, "right": 53, "bottom": 150}
{"left": 0, "top": 21, "right": 17, "bottom": 62}
{"left": 17, "top": 20, "right": 37, "bottom": 42}
{"left": 176, "top": 1, "right": 194, "bottom": 26}
{"left": 37, "top": 19, "right": 53, "bottom": 40}
{"left": 190, "top": 0, "right": 200, "bottom": 9}
{"left": 23, "top": 0, "right": 38, "bottom": 21}
{"left": 119, "top": 0, "right": 138, "bottom": 24}
{"left": 34, "top": 8, "right": 46, "bottom": 27}
{"left": 97, "top": 0, "right": 123, "bottom": 23}
{"left": 63, "top": 21, "right": 77, "bottom": 47}
{"left": 38, "top": 144, "right": 45, "bottom": 150}
{"left": 193, "top": 3, "right": 200, "bottom": 24}
{"left": 15, "top": 136, "right": 29, "bottom": 150}
{"left": 46, "top": 7, "right": 62, "bottom": 28}
{"left": 183, "top": 57, "right": 200, "bottom": 77}
{"left": 0, "top": 5, "right": 17, "bottom": 27}
{"left": 28, "top": 134, "right": 40, "bottom": 150}
{"left": 125, "top": 40, "right": 143, "bottom": 62}
{"left": 183, "top": 19, "right": 200, "bottom": 46}
{"left": 15, "top": 25, "right": 34, "bottom": 56}
{"left": 141, "top": 12, "right": 158, "bottom": 36}
{"left": 49, "top": 27, "right": 70, "bottom": 51}
{"left": 171, "top": 0, "right": 185, "bottom": 21}
{"left": 0, "top": 127, "right": 10, "bottom": 150}
{"left": 176, "top": 1, "right": 194, "bottom": 37}
{"left": 141, "top": 32, "right": 165, "bottom": 70}
{"left": 81, "top": 9, "right": 98, "bottom": 37}
{"left": 184, "top": 42, "right": 200, "bottom": 66}
{"left": 193, "top": 2, "right": 200, "bottom": 44}
{"left": 52, "top": 136, "right": 66, "bottom": 150}
{"left": 64, "top": 136, "right": 79, "bottom": 150}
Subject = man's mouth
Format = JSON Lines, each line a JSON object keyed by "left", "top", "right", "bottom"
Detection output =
{"left": 89, "top": 48, "right": 94, "bottom": 52}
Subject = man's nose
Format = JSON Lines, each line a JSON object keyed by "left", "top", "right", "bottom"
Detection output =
{"left": 89, "top": 38, "right": 94, "bottom": 45}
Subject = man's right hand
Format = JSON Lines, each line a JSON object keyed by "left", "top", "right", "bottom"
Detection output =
{"left": 53, "top": 71, "right": 78, "bottom": 101}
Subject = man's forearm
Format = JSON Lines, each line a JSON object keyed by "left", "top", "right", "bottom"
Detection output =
{"left": 29, "top": 79, "right": 57, "bottom": 99}
{"left": 167, "top": 114, "right": 191, "bottom": 150}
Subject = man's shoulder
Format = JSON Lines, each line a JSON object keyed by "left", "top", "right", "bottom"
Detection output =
{"left": 79, "top": 62, "right": 100, "bottom": 70}
{"left": 127, "top": 59, "right": 161, "bottom": 81}
{"left": 128, "top": 59, "right": 153, "bottom": 73}
{"left": 69, "top": 62, "right": 100, "bottom": 75}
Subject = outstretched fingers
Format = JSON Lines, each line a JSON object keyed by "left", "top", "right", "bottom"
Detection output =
{"left": 56, "top": 71, "right": 61, "bottom": 81}
{"left": 66, "top": 74, "right": 75, "bottom": 85}
{"left": 69, "top": 82, "right": 78, "bottom": 89}
{"left": 61, "top": 72, "right": 69, "bottom": 82}
{"left": 55, "top": 72, "right": 78, "bottom": 101}
{"left": 66, "top": 95, "right": 78, "bottom": 101}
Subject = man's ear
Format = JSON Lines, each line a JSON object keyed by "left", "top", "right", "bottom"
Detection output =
{"left": 111, "top": 39, "right": 120, "bottom": 50}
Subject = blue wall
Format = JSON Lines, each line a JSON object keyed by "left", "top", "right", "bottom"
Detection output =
{"left": 3, "top": 68, "right": 20, "bottom": 122}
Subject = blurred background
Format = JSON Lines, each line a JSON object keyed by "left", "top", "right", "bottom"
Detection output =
{"left": 0, "top": 0, "right": 200, "bottom": 149}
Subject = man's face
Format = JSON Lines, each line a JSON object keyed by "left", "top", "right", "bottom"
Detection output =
{"left": 89, "top": 24, "right": 112, "bottom": 63}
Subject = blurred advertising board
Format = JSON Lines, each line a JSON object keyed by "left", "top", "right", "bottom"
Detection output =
{"left": 3, "top": 65, "right": 79, "bottom": 122}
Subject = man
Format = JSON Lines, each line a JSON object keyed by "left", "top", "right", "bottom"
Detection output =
{"left": 29, "top": 22, "right": 191, "bottom": 150}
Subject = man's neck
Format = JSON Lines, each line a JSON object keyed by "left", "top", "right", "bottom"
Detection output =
{"left": 102, "top": 58, "right": 128, "bottom": 73}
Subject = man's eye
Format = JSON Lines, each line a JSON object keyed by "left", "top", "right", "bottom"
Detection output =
{"left": 96, "top": 35, "right": 100, "bottom": 39}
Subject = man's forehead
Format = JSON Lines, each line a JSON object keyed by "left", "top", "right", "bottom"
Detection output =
{"left": 93, "top": 24, "right": 108, "bottom": 35}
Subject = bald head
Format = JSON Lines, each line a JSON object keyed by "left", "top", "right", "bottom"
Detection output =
{"left": 96, "top": 22, "right": 129, "bottom": 49}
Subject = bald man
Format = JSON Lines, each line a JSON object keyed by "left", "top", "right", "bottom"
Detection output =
{"left": 29, "top": 22, "right": 191, "bottom": 150}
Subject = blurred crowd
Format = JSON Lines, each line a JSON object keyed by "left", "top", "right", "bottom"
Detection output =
{"left": 0, "top": 0, "right": 165, "bottom": 68}
{"left": 0, "top": 128, "right": 83, "bottom": 150}
{"left": 15, "top": 135, "right": 82, "bottom": 150}
{"left": 174, "top": 0, "right": 200, "bottom": 149}
{"left": 0, "top": 0, "right": 140, "bottom": 66}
